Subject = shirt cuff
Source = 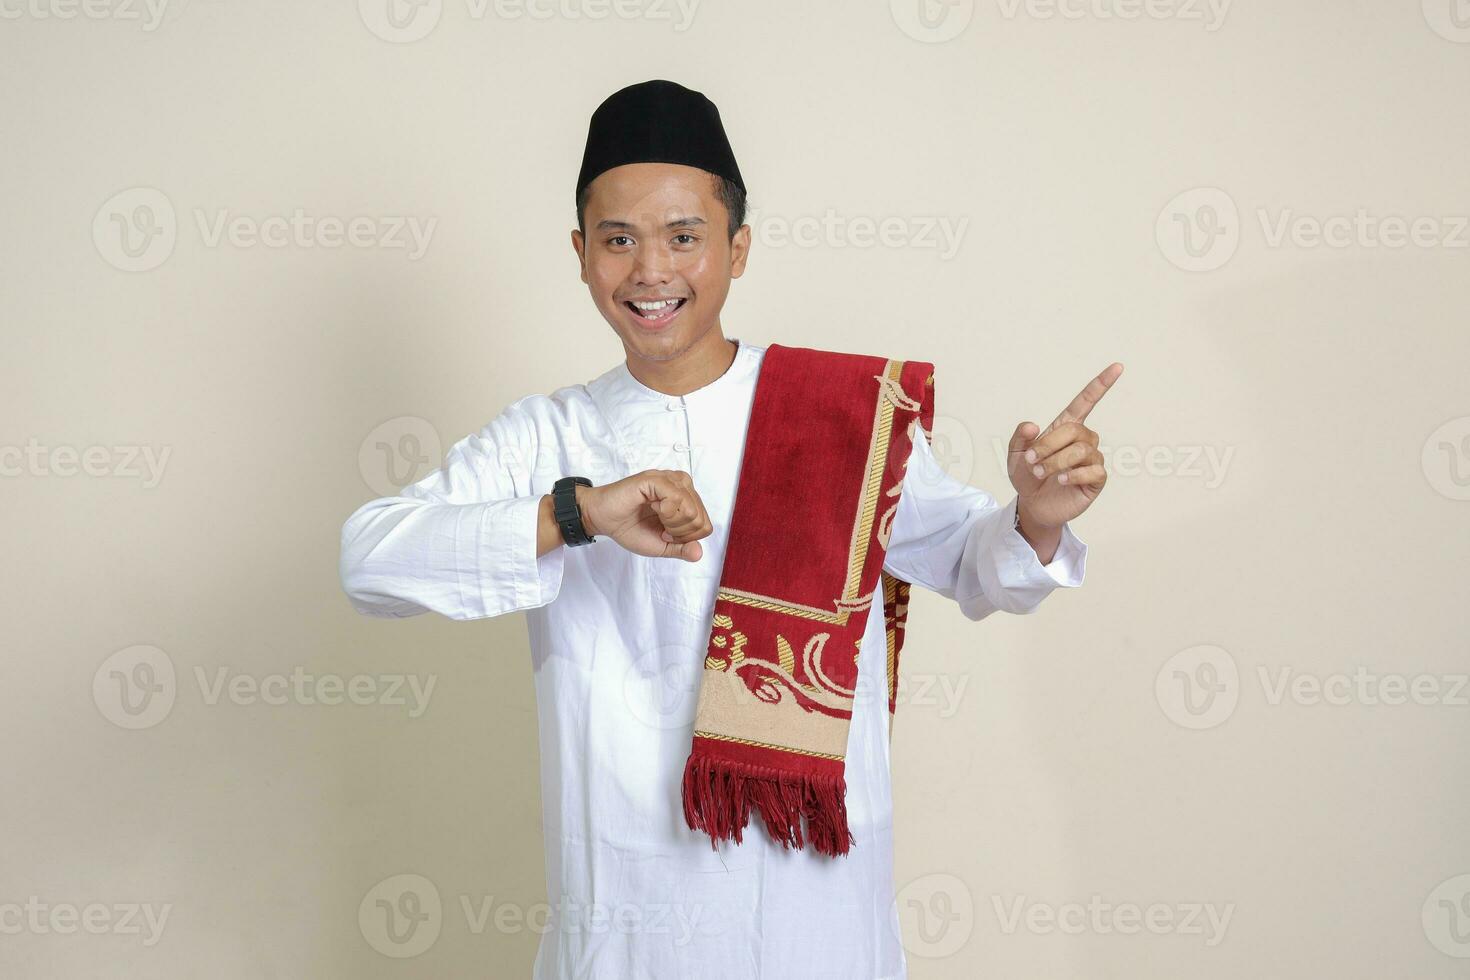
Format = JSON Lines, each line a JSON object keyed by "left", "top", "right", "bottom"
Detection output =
{"left": 472, "top": 495, "right": 566, "bottom": 618}
{"left": 1027, "top": 506, "right": 1086, "bottom": 588}
{"left": 984, "top": 495, "right": 1088, "bottom": 607}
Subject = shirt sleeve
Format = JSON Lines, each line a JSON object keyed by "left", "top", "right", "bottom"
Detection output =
{"left": 338, "top": 403, "right": 566, "bottom": 621}
{"left": 881, "top": 425, "right": 1087, "bottom": 621}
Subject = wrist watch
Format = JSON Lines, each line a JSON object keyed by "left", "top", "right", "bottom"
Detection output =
{"left": 552, "top": 476, "right": 597, "bottom": 546}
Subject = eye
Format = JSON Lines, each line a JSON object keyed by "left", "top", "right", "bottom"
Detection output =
{"left": 607, "top": 235, "right": 633, "bottom": 247}
{"left": 673, "top": 233, "right": 698, "bottom": 245}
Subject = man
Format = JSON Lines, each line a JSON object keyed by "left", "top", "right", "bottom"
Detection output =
{"left": 340, "top": 79, "right": 1120, "bottom": 980}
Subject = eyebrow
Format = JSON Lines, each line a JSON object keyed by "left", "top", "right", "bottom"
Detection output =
{"left": 595, "top": 216, "right": 707, "bottom": 232}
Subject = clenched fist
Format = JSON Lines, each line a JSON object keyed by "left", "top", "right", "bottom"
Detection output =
{"left": 575, "top": 469, "right": 714, "bottom": 562}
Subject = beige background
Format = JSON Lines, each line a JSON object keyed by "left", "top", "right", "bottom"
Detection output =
{"left": 4, "top": 1, "right": 1468, "bottom": 977}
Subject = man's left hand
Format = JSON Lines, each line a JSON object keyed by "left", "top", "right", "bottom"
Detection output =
{"left": 1007, "top": 362, "right": 1124, "bottom": 534}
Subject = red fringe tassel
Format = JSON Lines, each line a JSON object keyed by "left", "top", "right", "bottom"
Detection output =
{"left": 681, "top": 753, "right": 856, "bottom": 857}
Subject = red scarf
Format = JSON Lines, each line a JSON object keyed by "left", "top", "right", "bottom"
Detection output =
{"left": 681, "top": 343, "right": 935, "bottom": 856}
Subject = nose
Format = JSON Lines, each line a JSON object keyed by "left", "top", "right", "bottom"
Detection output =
{"left": 631, "top": 241, "right": 675, "bottom": 286}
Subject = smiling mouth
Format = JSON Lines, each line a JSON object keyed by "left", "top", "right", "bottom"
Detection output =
{"left": 624, "top": 298, "right": 688, "bottom": 325}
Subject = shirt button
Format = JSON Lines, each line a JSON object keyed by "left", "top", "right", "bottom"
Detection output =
{"left": 665, "top": 400, "right": 686, "bottom": 412}
{"left": 673, "top": 442, "right": 690, "bottom": 452}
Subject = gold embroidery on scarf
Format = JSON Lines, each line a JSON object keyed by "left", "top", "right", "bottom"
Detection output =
{"left": 883, "top": 573, "right": 899, "bottom": 708}
{"left": 797, "top": 631, "right": 852, "bottom": 698}
{"left": 845, "top": 364, "right": 900, "bottom": 602}
{"left": 705, "top": 614, "right": 748, "bottom": 671}
{"left": 875, "top": 373, "right": 921, "bottom": 412}
{"left": 776, "top": 635, "right": 796, "bottom": 676}
{"left": 716, "top": 587, "right": 848, "bottom": 623}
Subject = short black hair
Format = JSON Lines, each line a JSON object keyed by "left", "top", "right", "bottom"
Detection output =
{"left": 576, "top": 172, "right": 747, "bottom": 241}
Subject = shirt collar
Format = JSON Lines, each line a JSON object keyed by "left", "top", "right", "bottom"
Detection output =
{"left": 589, "top": 337, "right": 764, "bottom": 416}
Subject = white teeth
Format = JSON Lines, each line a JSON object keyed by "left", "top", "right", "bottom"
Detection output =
{"left": 633, "top": 299, "right": 678, "bottom": 311}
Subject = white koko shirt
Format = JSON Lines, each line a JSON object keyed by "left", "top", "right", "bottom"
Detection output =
{"left": 339, "top": 338, "right": 1087, "bottom": 980}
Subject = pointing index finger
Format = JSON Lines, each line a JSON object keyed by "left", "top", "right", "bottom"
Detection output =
{"left": 1046, "top": 362, "right": 1124, "bottom": 432}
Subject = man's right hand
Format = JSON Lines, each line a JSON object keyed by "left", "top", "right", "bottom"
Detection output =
{"left": 576, "top": 470, "right": 713, "bottom": 562}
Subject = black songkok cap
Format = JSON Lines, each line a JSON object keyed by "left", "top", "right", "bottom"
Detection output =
{"left": 575, "top": 79, "right": 746, "bottom": 203}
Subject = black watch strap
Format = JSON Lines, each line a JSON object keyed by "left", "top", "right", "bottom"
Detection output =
{"left": 552, "top": 476, "right": 596, "bottom": 546}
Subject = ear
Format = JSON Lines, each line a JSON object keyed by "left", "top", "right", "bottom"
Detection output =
{"left": 728, "top": 224, "right": 751, "bottom": 279}
{"left": 570, "top": 228, "right": 588, "bottom": 284}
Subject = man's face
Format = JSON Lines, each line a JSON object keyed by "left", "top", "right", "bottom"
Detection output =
{"left": 572, "top": 162, "right": 750, "bottom": 363}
